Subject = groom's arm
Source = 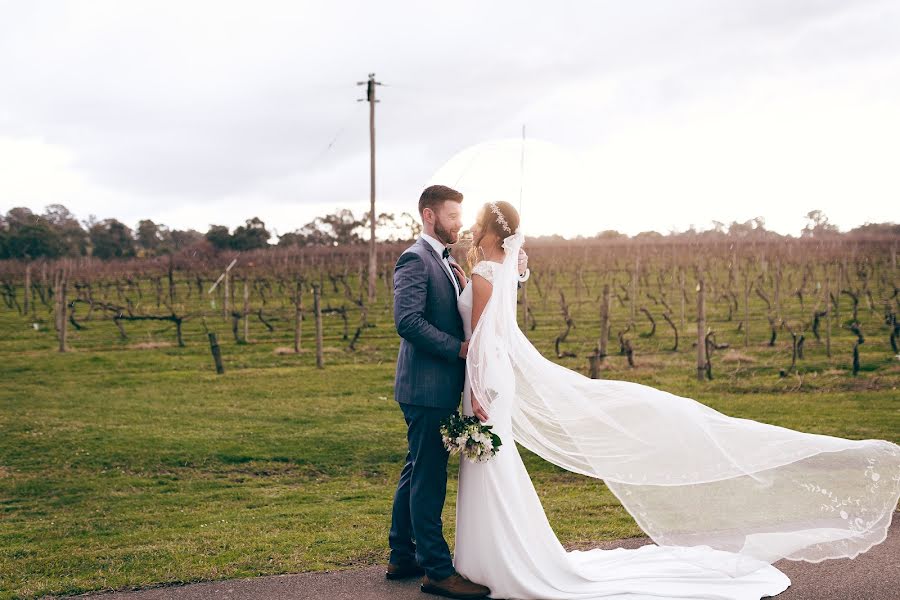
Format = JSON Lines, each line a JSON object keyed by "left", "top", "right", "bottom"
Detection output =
{"left": 394, "top": 251, "right": 463, "bottom": 362}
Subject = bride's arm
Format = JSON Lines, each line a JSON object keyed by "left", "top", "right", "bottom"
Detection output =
{"left": 470, "top": 274, "right": 492, "bottom": 332}
{"left": 469, "top": 273, "right": 492, "bottom": 422}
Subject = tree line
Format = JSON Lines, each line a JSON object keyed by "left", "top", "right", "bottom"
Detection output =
{"left": 0, "top": 205, "right": 423, "bottom": 260}
{"left": 0, "top": 203, "right": 895, "bottom": 261}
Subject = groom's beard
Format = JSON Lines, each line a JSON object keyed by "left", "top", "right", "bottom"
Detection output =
{"left": 434, "top": 218, "right": 459, "bottom": 246}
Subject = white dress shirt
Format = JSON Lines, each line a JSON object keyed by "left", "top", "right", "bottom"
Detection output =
{"left": 420, "top": 233, "right": 461, "bottom": 295}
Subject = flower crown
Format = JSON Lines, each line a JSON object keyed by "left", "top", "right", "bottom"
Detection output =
{"left": 489, "top": 202, "right": 512, "bottom": 234}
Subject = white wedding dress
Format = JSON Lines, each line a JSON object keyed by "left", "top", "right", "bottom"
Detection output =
{"left": 452, "top": 246, "right": 899, "bottom": 600}
{"left": 454, "top": 260, "right": 790, "bottom": 599}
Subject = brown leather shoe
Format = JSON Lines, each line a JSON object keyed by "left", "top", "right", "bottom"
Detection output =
{"left": 420, "top": 573, "right": 490, "bottom": 599}
{"left": 385, "top": 561, "right": 425, "bottom": 580}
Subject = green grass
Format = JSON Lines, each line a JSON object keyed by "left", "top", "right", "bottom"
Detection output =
{"left": 1, "top": 262, "right": 899, "bottom": 598}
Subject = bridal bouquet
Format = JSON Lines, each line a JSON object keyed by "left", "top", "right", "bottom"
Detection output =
{"left": 440, "top": 413, "right": 502, "bottom": 463}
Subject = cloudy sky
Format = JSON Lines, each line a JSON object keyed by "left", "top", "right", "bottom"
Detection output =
{"left": 1, "top": 0, "right": 898, "bottom": 239}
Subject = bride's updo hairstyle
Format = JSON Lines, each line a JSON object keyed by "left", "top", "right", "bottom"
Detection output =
{"left": 468, "top": 201, "right": 520, "bottom": 267}
{"left": 484, "top": 201, "right": 519, "bottom": 240}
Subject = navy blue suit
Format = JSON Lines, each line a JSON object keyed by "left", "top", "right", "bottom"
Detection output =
{"left": 389, "top": 237, "right": 465, "bottom": 581}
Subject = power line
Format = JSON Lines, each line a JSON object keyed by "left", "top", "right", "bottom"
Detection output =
{"left": 304, "top": 103, "right": 362, "bottom": 170}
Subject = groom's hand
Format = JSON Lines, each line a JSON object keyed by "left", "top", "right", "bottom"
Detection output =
{"left": 517, "top": 248, "right": 528, "bottom": 276}
{"left": 458, "top": 340, "right": 469, "bottom": 359}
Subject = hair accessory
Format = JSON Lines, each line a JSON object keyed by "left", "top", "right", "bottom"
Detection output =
{"left": 489, "top": 202, "right": 512, "bottom": 234}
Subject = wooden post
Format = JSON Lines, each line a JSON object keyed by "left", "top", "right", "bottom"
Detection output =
{"left": 52, "top": 270, "right": 59, "bottom": 331}
{"left": 368, "top": 99, "right": 377, "bottom": 303}
{"left": 520, "top": 280, "right": 529, "bottom": 332}
{"left": 729, "top": 248, "right": 737, "bottom": 289}
{"left": 24, "top": 262, "right": 31, "bottom": 315}
{"left": 842, "top": 255, "right": 849, "bottom": 288}
{"left": 630, "top": 256, "right": 638, "bottom": 325}
{"left": 360, "top": 73, "right": 381, "bottom": 304}
{"left": 743, "top": 265, "right": 750, "bottom": 347}
{"left": 836, "top": 261, "right": 843, "bottom": 322}
{"left": 589, "top": 283, "right": 611, "bottom": 379}
{"left": 53, "top": 269, "right": 60, "bottom": 328}
{"left": 574, "top": 267, "right": 582, "bottom": 307}
{"left": 175, "top": 317, "right": 184, "bottom": 348}
{"left": 223, "top": 268, "right": 230, "bottom": 318}
{"left": 671, "top": 261, "right": 678, "bottom": 324}
{"left": 242, "top": 278, "right": 250, "bottom": 343}
{"left": 773, "top": 259, "right": 781, "bottom": 321}
{"left": 824, "top": 271, "right": 832, "bottom": 359}
{"left": 167, "top": 255, "right": 176, "bottom": 306}
{"left": 849, "top": 323, "right": 864, "bottom": 376}
{"left": 599, "top": 283, "right": 610, "bottom": 362}
{"left": 313, "top": 284, "right": 324, "bottom": 369}
{"left": 679, "top": 268, "right": 686, "bottom": 333}
{"left": 208, "top": 332, "right": 225, "bottom": 374}
{"left": 40, "top": 262, "right": 48, "bottom": 308}
{"left": 696, "top": 276, "right": 706, "bottom": 381}
{"left": 588, "top": 353, "right": 601, "bottom": 379}
{"left": 294, "top": 279, "right": 303, "bottom": 353}
{"left": 383, "top": 266, "right": 393, "bottom": 311}
{"left": 57, "top": 263, "right": 68, "bottom": 353}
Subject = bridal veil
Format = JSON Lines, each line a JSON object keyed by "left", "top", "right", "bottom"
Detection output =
{"left": 466, "top": 230, "right": 900, "bottom": 577}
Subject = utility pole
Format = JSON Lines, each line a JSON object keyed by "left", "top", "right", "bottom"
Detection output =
{"left": 358, "top": 73, "right": 382, "bottom": 303}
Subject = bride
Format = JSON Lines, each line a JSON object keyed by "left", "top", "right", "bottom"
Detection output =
{"left": 452, "top": 200, "right": 900, "bottom": 600}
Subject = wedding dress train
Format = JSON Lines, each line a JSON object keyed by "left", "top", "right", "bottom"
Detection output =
{"left": 452, "top": 240, "right": 899, "bottom": 600}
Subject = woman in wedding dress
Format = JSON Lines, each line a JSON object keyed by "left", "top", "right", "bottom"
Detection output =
{"left": 452, "top": 201, "right": 900, "bottom": 600}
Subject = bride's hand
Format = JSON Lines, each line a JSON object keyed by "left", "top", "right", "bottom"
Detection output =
{"left": 471, "top": 393, "right": 489, "bottom": 422}
{"left": 451, "top": 262, "right": 468, "bottom": 289}
{"left": 517, "top": 248, "right": 528, "bottom": 276}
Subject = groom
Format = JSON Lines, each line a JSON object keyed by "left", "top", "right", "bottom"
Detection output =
{"left": 388, "top": 185, "right": 526, "bottom": 599}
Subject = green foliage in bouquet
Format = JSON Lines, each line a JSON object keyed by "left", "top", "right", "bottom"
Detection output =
{"left": 439, "top": 412, "right": 503, "bottom": 463}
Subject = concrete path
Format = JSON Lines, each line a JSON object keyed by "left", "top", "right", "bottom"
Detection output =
{"left": 76, "top": 516, "right": 898, "bottom": 600}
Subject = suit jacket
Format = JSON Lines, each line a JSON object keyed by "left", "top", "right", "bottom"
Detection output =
{"left": 393, "top": 237, "right": 466, "bottom": 408}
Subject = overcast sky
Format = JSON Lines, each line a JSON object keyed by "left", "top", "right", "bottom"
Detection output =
{"left": 1, "top": 0, "right": 898, "bottom": 238}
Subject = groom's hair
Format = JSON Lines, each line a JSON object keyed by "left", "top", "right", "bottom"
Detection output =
{"left": 419, "top": 185, "right": 463, "bottom": 216}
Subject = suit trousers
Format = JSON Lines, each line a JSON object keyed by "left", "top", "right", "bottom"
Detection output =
{"left": 388, "top": 402, "right": 457, "bottom": 581}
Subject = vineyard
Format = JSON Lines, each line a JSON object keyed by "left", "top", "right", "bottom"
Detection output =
{"left": 2, "top": 235, "right": 899, "bottom": 598}
{"left": 4, "top": 2, "right": 900, "bottom": 596}
{"left": 1, "top": 236, "right": 897, "bottom": 383}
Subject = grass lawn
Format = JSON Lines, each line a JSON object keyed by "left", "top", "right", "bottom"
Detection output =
{"left": 1, "top": 279, "right": 898, "bottom": 598}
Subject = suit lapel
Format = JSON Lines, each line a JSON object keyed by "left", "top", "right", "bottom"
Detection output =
{"left": 418, "top": 238, "right": 459, "bottom": 295}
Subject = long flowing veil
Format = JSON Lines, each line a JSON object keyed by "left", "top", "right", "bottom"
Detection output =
{"left": 467, "top": 230, "right": 900, "bottom": 576}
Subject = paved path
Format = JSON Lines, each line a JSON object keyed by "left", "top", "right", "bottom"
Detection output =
{"left": 76, "top": 516, "right": 898, "bottom": 600}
